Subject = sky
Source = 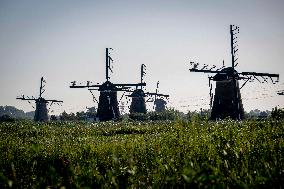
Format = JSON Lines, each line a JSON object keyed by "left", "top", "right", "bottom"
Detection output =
{"left": 0, "top": 0, "right": 284, "bottom": 115}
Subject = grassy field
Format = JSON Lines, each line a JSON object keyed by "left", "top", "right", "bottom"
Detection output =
{"left": 0, "top": 119, "right": 283, "bottom": 188}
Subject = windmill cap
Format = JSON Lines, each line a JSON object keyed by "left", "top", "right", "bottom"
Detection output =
{"left": 129, "top": 89, "right": 146, "bottom": 97}
{"left": 213, "top": 67, "right": 239, "bottom": 81}
{"left": 99, "top": 81, "right": 117, "bottom": 91}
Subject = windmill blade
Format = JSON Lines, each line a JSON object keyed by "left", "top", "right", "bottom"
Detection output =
{"left": 261, "top": 76, "right": 268, "bottom": 83}
{"left": 86, "top": 81, "right": 90, "bottom": 87}
{"left": 146, "top": 97, "right": 154, "bottom": 102}
{"left": 89, "top": 90, "right": 99, "bottom": 104}
{"left": 118, "top": 91, "right": 126, "bottom": 104}
{"left": 209, "top": 65, "right": 216, "bottom": 70}
{"left": 110, "top": 65, "right": 114, "bottom": 73}
{"left": 210, "top": 95, "right": 213, "bottom": 109}
{"left": 277, "top": 90, "right": 284, "bottom": 95}
{"left": 108, "top": 56, "right": 113, "bottom": 62}
{"left": 201, "top": 64, "right": 208, "bottom": 70}
{"left": 269, "top": 77, "right": 278, "bottom": 84}
{"left": 253, "top": 75, "right": 261, "bottom": 83}
{"left": 41, "top": 89, "right": 45, "bottom": 95}
{"left": 240, "top": 77, "right": 252, "bottom": 89}
{"left": 71, "top": 81, "right": 76, "bottom": 86}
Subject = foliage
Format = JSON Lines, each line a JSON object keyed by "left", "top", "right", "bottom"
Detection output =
{"left": 0, "top": 115, "right": 15, "bottom": 122}
{"left": 0, "top": 119, "right": 283, "bottom": 188}
{"left": 129, "top": 109, "right": 184, "bottom": 121}
{"left": 0, "top": 106, "right": 34, "bottom": 120}
{"left": 129, "top": 113, "right": 149, "bottom": 121}
{"left": 271, "top": 107, "right": 284, "bottom": 120}
{"left": 59, "top": 107, "right": 97, "bottom": 121}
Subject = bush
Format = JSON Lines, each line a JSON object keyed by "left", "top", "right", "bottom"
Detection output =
{"left": 271, "top": 107, "right": 284, "bottom": 120}
{"left": 0, "top": 114, "right": 15, "bottom": 122}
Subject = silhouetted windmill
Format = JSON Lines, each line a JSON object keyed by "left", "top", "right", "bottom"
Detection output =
{"left": 189, "top": 25, "right": 279, "bottom": 120}
{"left": 126, "top": 65, "right": 169, "bottom": 113}
{"left": 16, "top": 77, "right": 63, "bottom": 122}
{"left": 146, "top": 81, "right": 169, "bottom": 112}
{"left": 127, "top": 64, "right": 147, "bottom": 114}
{"left": 70, "top": 48, "right": 145, "bottom": 121}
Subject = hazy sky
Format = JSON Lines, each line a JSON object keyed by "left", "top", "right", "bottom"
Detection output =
{"left": 0, "top": 0, "right": 284, "bottom": 114}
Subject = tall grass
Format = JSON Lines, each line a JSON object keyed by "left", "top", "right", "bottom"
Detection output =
{"left": 0, "top": 119, "right": 283, "bottom": 188}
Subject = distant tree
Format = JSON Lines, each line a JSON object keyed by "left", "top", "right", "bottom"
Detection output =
{"left": 86, "top": 107, "right": 97, "bottom": 118}
{"left": 0, "top": 106, "right": 4, "bottom": 115}
{"left": 0, "top": 105, "right": 34, "bottom": 119}
{"left": 60, "top": 110, "right": 90, "bottom": 121}
{"left": 76, "top": 111, "right": 87, "bottom": 121}
{"left": 60, "top": 111, "right": 69, "bottom": 121}
{"left": 259, "top": 111, "right": 268, "bottom": 118}
{"left": 271, "top": 107, "right": 284, "bottom": 120}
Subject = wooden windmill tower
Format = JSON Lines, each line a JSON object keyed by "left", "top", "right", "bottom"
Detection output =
{"left": 128, "top": 64, "right": 147, "bottom": 114}
{"left": 127, "top": 65, "right": 170, "bottom": 113}
{"left": 143, "top": 81, "right": 169, "bottom": 112}
{"left": 189, "top": 25, "right": 279, "bottom": 120}
{"left": 16, "top": 77, "right": 63, "bottom": 122}
{"left": 70, "top": 48, "right": 146, "bottom": 121}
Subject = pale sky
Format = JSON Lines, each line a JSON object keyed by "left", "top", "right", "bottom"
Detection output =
{"left": 0, "top": 0, "right": 283, "bottom": 114}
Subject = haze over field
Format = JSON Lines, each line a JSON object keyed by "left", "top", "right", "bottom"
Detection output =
{"left": 0, "top": 0, "right": 283, "bottom": 114}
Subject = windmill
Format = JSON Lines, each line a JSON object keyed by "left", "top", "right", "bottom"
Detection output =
{"left": 189, "top": 25, "right": 279, "bottom": 120}
{"left": 127, "top": 64, "right": 147, "bottom": 114}
{"left": 145, "top": 81, "right": 169, "bottom": 112}
{"left": 70, "top": 48, "right": 146, "bottom": 121}
{"left": 16, "top": 77, "right": 63, "bottom": 122}
{"left": 126, "top": 64, "right": 170, "bottom": 113}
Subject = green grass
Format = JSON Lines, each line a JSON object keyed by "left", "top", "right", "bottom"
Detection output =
{"left": 0, "top": 119, "right": 283, "bottom": 188}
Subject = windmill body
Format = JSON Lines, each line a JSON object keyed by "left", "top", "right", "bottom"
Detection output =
{"left": 17, "top": 77, "right": 63, "bottom": 122}
{"left": 129, "top": 89, "right": 147, "bottom": 114}
{"left": 128, "top": 64, "right": 147, "bottom": 114}
{"left": 96, "top": 81, "right": 120, "bottom": 121}
{"left": 34, "top": 98, "right": 49, "bottom": 121}
{"left": 154, "top": 98, "right": 167, "bottom": 112}
{"left": 210, "top": 68, "right": 244, "bottom": 120}
{"left": 127, "top": 73, "right": 169, "bottom": 113}
{"left": 129, "top": 90, "right": 169, "bottom": 113}
{"left": 189, "top": 25, "right": 279, "bottom": 120}
{"left": 70, "top": 48, "right": 145, "bottom": 121}
{"left": 145, "top": 81, "right": 169, "bottom": 113}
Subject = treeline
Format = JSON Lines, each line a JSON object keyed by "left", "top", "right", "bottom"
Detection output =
{"left": 1, "top": 105, "right": 283, "bottom": 122}
{"left": 0, "top": 106, "right": 34, "bottom": 120}
{"left": 57, "top": 107, "right": 97, "bottom": 121}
